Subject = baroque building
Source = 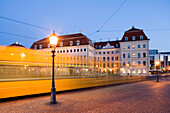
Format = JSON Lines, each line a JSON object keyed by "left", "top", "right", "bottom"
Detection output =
{"left": 30, "top": 27, "right": 150, "bottom": 76}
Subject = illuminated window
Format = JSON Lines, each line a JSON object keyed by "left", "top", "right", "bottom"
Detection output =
{"left": 133, "top": 53, "right": 135, "bottom": 58}
{"left": 77, "top": 40, "right": 80, "bottom": 45}
{"left": 133, "top": 45, "right": 135, "bottom": 49}
{"left": 60, "top": 42, "right": 63, "bottom": 47}
{"left": 133, "top": 61, "right": 135, "bottom": 66}
{"left": 123, "top": 46, "right": 125, "bottom": 49}
{"left": 34, "top": 45, "right": 37, "bottom": 49}
{"left": 48, "top": 44, "right": 50, "bottom": 48}
{"left": 70, "top": 41, "right": 73, "bottom": 46}
{"left": 138, "top": 61, "right": 141, "bottom": 66}
{"left": 123, "top": 62, "right": 125, "bottom": 66}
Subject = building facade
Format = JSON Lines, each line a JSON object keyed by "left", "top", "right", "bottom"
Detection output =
{"left": 30, "top": 27, "right": 150, "bottom": 76}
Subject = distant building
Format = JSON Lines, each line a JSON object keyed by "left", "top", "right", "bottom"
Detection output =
{"left": 30, "top": 26, "right": 150, "bottom": 76}
{"left": 9, "top": 42, "right": 26, "bottom": 48}
{"left": 149, "top": 49, "right": 170, "bottom": 71}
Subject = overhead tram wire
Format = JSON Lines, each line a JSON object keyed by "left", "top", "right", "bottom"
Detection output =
{"left": 97, "top": 0, "right": 128, "bottom": 32}
{"left": 0, "top": 16, "right": 52, "bottom": 31}
{"left": 0, "top": 31, "right": 38, "bottom": 40}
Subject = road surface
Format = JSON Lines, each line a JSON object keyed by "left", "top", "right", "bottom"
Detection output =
{"left": 0, "top": 77, "right": 170, "bottom": 113}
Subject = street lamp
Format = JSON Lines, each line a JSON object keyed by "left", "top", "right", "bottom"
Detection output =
{"left": 155, "top": 60, "right": 160, "bottom": 82}
{"left": 126, "top": 63, "right": 129, "bottom": 76}
{"left": 49, "top": 31, "right": 58, "bottom": 104}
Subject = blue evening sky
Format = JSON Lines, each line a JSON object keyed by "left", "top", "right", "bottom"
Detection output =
{"left": 0, "top": 0, "right": 169, "bottom": 51}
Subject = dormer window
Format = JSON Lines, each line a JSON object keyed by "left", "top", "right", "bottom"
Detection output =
{"left": 60, "top": 42, "right": 63, "bottom": 47}
{"left": 125, "top": 37, "right": 128, "bottom": 41}
{"left": 95, "top": 45, "right": 98, "bottom": 49}
{"left": 70, "top": 41, "right": 73, "bottom": 46}
{"left": 34, "top": 45, "right": 37, "bottom": 49}
{"left": 140, "top": 35, "right": 143, "bottom": 40}
{"left": 99, "top": 45, "right": 101, "bottom": 49}
{"left": 88, "top": 41, "right": 91, "bottom": 44}
{"left": 39, "top": 45, "right": 42, "bottom": 49}
{"left": 48, "top": 44, "right": 50, "bottom": 48}
{"left": 116, "top": 44, "right": 118, "bottom": 47}
{"left": 132, "top": 36, "right": 135, "bottom": 40}
{"left": 77, "top": 40, "right": 80, "bottom": 45}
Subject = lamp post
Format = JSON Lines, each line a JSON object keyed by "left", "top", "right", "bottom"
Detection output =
{"left": 49, "top": 31, "right": 58, "bottom": 104}
{"left": 155, "top": 61, "right": 160, "bottom": 82}
{"left": 126, "top": 63, "right": 130, "bottom": 76}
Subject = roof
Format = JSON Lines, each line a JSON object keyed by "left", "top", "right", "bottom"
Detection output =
{"left": 121, "top": 26, "right": 149, "bottom": 41}
{"left": 30, "top": 33, "right": 92, "bottom": 49}
{"left": 93, "top": 41, "right": 120, "bottom": 49}
{"left": 9, "top": 42, "right": 26, "bottom": 48}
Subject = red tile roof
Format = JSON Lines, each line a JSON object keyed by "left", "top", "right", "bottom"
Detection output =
{"left": 30, "top": 33, "right": 92, "bottom": 49}
{"left": 94, "top": 41, "right": 120, "bottom": 49}
{"left": 121, "top": 26, "right": 149, "bottom": 41}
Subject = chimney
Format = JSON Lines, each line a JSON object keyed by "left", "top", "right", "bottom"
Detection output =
{"left": 100, "top": 39, "right": 102, "bottom": 42}
{"left": 108, "top": 38, "right": 110, "bottom": 41}
{"left": 80, "top": 30, "right": 82, "bottom": 33}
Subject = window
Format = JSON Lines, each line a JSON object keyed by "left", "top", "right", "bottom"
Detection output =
{"left": 60, "top": 42, "right": 63, "bottom": 47}
{"left": 128, "top": 45, "right": 130, "bottom": 49}
{"left": 107, "top": 51, "right": 109, "bottom": 54}
{"left": 67, "top": 50, "right": 69, "bottom": 53}
{"left": 60, "top": 50, "right": 62, "bottom": 53}
{"left": 81, "top": 49, "right": 83, "bottom": 52}
{"left": 143, "top": 44, "right": 146, "bottom": 48}
{"left": 138, "top": 53, "right": 141, "bottom": 58}
{"left": 112, "top": 63, "right": 114, "bottom": 68}
{"left": 140, "top": 35, "right": 143, "bottom": 40}
{"left": 116, "top": 51, "right": 119, "bottom": 53}
{"left": 107, "top": 57, "right": 110, "bottom": 61}
{"left": 48, "top": 44, "right": 50, "bottom": 48}
{"left": 111, "top": 57, "right": 114, "bottom": 61}
{"left": 70, "top": 41, "right": 73, "bottom": 46}
{"left": 123, "top": 46, "right": 125, "bottom": 49}
{"left": 128, "top": 53, "right": 130, "bottom": 58}
{"left": 63, "top": 50, "right": 65, "bottom": 53}
{"left": 107, "top": 63, "right": 110, "bottom": 68}
{"left": 123, "top": 53, "right": 126, "bottom": 58}
{"left": 138, "top": 44, "right": 140, "bottom": 48}
{"left": 99, "top": 52, "right": 101, "bottom": 54}
{"left": 125, "top": 37, "right": 128, "bottom": 41}
{"left": 77, "top": 49, "right": 79, "bottom": 52}
{"left": 116, "top": 44, "right": 118, "bottom": 47}
{"left": 128, "top": 61, "right": 130, "bottom": 66}
{"left": 95, "top": 46, "right": 98, "bottom": 49}
{"left": 132, "top": 36, "right": 135, "bottom": 40}
{"left": 34, "top": 45, "right": 37, "bottom": 49}
{"left": 138, "top": 61, "right": 141, "bottom": 66}
{"left": 143, "top": 61, "right": 146, "bottom": 66}
{"left": 77, "top": 40, "right": 80, "bottom": 45}
{"left": 70, "top": 49, "right": 72, "bottom": 52}
{"left": 133, "top": 61, "right": 135, "bottom": 66}
{"left": 133, "top": 45, "right": 135, "bottom": 49}
{"left": 84, "top": 48, "right": 86, "bottom": 51}
{"left": 123, "top": 62, "right": 125, "bottom": 66}
{"left": 103, "top": 63, "right": 105, "bottom": 68}
{"left": 99, "top": 45, "right": 101, "bottom": 48}
{"left": 143, "top": 53, "right": 146, "bottom": 57}
{"left": 103, "top": 57, "right": 105, "bottom": 61}
{"left": 111, "top": 51, "right": 114, "bottom": 54}
{"left": 39, "top": 45, "right": 42, "bottom": 49}
{"left": 115, "top": 56, "right": 118, "bottom": 60}
{"left": 74, "top": 49, "right": 76, "bottom": 52}
{"left": 103, "top": 52, "right": 105, "bottom": 54}
{"left": 133, "top": 53, "right": 135, "bottom": 58}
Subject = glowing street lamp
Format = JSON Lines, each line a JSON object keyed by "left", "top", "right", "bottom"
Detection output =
{"left": 49, "top": 31, "right": 58, "bottom": 104}
{"left": 155, "top": 60, "right": 160, "bottom": 82}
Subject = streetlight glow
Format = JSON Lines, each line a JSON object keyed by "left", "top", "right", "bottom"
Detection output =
{"left": 155, "top": 61, "right": 160, "bottom": 66}
{"left": 49, "top": 31, "right": 58, "bottom": 46}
